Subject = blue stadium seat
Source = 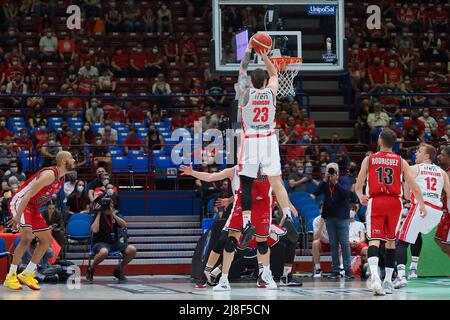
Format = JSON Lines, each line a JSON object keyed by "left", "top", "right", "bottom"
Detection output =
{"left": 69, "top": 214, "right": 92, "bottom": 223}
{"left": 128, "top": 150, "right": 145, "bottom": 157}
{"left": 306, "top": 183, "right": 317, "bottom": 194}
{"left": 164, "top": 118, "right": 172, "bottom": 127}
{"left": 131, "top": 122, "right": 146, "bottom": 129}
{"left": 91, "top": 123, "right": 104, "bottom": 133}
{"left": 130, "top": 157, "right": 149, "bottom": 173}
{"left": 445, "top": 117, "right": 450, "bottom": 126}
{"left": 118, "top": 132, "right": 129, "bottom": 144}
{"left": 112, "top": 122, "right": 126, "bottom": 130}
{"left": 18, "top": 150, "right": 34, "bottom": 172}
{"left": 112, "top": 156, "right": 130, "bottom": 173}
{"left": 154, "top": 156, "right": 173, "bottom": 167}
{"left": 109, "top": 149, "right": 123, "bottom": 157}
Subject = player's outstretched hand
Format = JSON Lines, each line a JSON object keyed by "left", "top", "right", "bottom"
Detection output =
{"left": 179, "top": 163, "right": 193, "bottom": 176}
{"left": 419, "top": 205, "right": 427, "bottom": 218}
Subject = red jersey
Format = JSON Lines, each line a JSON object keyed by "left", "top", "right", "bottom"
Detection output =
{"left": 11, "top": 166, "right": 65, "bottom": 208}
{"left": 442, "top": 168, "right": 450, "bottom": 212}
{"left": 367, "top": 151, "right": 403, "bottom": 198}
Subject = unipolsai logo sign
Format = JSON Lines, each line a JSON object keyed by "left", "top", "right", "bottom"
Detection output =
{"left": 307, "top": 5, "right": 337, "bottom": 16}
{"left": 66, "top": 5, "right": 81, "bottom": 30}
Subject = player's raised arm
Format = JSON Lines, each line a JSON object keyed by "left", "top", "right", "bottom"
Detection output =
{"left": 237, "top": 41, "right": 252, "bottom": 107}
{"left": 403, "top": 160, "right": 427, "bottom": 217}
{"left": 179, "top": 164, "right": 234, "bottom": 182}
{"left": 259, "top": 50, "right": 278, "bottom": 97}
{"left": 355, "top": 157, "right": 369, "bottom": 205}
{"left": 239, "top": 40, "right": 252, "bottom": 77}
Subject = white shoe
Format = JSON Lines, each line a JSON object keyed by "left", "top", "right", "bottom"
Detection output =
{"left": 407, "top": 268, "right": 418, "bottom": 280}
{"left": 368, "top": 275, "right": 385, "bottom": 296}
{"left": 213, "top": 277, "right": 231, "bottom": 291}
{"left": 313, "top": 269, "right": 322, "bottom": 278}
{"left": 261, "top": 271, "right": 277, "bottom": 290}
{"left": 382, "top": 281, "right": 394, "bottom": 294}
{"left": 393, "top": 276, "right": 407, "bottom": 289}
{"left": 339, "top": 268, "right": 345, "bottom": 277}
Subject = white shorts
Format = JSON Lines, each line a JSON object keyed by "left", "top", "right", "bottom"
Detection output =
{"left": 238, "top": 134, "right": 281, "bottom": 178}
{"left": 397, "top": 202, "right": 443, "bottom": 244}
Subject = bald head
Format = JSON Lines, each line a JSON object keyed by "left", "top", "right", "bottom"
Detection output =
{"left": 56, "top": 151, "right": 76, "bottom": 173}
{"left": 56, "top": 151, "right": 72, "bottom": 166}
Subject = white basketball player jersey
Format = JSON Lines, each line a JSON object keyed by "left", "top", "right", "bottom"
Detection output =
{"left": 415, "top": 163, "right": 444, "bottom": 207}
{"left": 241, "top": 87, "right": 276, "bottom": 135}
{"left": 232, "top": 166, "right": 240, "bottom": 195}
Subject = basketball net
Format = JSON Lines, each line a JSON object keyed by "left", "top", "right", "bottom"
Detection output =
{"left": 270, "top": 57, "right": 302, "bottom": 99}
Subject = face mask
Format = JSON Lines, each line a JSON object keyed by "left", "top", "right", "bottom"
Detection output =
{"left": 106, "top": 189, "right": 114, "bottom": 196}
{"left": 105, "top": 125, "right": 111, "bottom": 131}
{"left": 96, "top": 139, "right": 102, "bottom": 145}
{"left": 298, "top": 169, "right": 304, "bottom": 174}
{"left": 77, "top": 186, "right": 84, "bottom": 193}
{"left": 8, "top": 31, "right": 14, "bottom": 36}
{"left": 48, "top": 139, "right": 55, "bottom": 144}
{"left": 205, "top": 111, "right": 212, "bottom": 117}
{"left": 103, "top": 179, "right": 110, "bottom": 186}
{"left": 40, "top": 125, "right": 46, "bottom": 131}
{"left": 152, "top": 49, "right": 158, "bottom": 54}
{"left": 91, "top": 103, "right": 98, "bottom": 108}
{"left": 423, "top": 112, "right": 429, "bottom": 117}
{"left": 12, "top": 61, "right": 18, "bottom": 66}
{"left": 84, "top": 126, "right": 90, "bottom": 131}
{"left": 89, "top": 50, "right": 95, "bottom": 55}
{"left": 47, "top": 33, "right": 52, "bottom": 38}
{"left": 446, "top": 130, "right": 450, "bottom": 136}
{"left": 10, "top": 167, "right": 18, "bottom": 174}
{"left": 0, "top": 121, "right": 5, "bottom": 127}
{"left": 389, "top": 63, "right": 395, "bottom": 68}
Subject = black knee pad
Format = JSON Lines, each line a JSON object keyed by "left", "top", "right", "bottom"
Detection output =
{"left": 240, "top": 175, "right": 254, "bottom": 211}
{"left": 212, "top": 231, "right": 228, "bottom": 254}
{"left": 224, "top": 237, "right": 238, "bottom": 253}
{"left": 257, "top": 241, "right": 269, "bottom": 255}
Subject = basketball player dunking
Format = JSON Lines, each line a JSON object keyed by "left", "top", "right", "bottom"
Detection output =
{"left": 394, "top": 144, "right": 450, "bottom": 288}
{"left": 4, "top": 151, "right": 76, "bottom": 291}
{"left": 236, "top": 37, "right": 295, "bottom": 254}
{"left": 355, "top": 129, "right": 427, "bottom": 296}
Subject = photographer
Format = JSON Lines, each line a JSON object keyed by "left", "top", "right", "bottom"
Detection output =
{"left": 312, "top": 163, "right": 354, "bottom": 280}
{"left": 86, "top": 198, "right": 136, "bottom": 283}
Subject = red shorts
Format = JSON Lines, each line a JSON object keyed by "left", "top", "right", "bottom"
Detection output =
{"left": 366, "top": 195, "right": 403, "bottom": 241}
{"left": 320, "top": 241, "right": 330, "bottom": 252}
{"left": 350, "top": 242, "right": 368, "bottom": 256}
{"left": 8, "top": 200, "right": 49, "bottom": 233}
{"left": 435, "top": 211, "right": 450, "bottom": 244}
{"left": 224, "top": 192, "right": 272, "bottom": 238}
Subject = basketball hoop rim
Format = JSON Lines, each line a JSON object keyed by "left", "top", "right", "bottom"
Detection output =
{"left": 269, "top": 57, "right": 302, "bottom": 72}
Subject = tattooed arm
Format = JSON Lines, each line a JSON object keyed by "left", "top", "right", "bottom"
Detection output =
{"left": 237, "top": 41, "right": 252, "bottom": 107}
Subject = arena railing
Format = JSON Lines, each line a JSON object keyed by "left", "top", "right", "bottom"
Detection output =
{"left": 356, "top": 92, "right": 450, "bottom": 115}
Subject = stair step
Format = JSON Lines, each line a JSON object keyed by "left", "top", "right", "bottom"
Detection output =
{"left": 127, "top": 228, "right": 202, "bottom": 236}
{"left": 316, "top": 120, "right": 355, "bottom": 128}
{"left": 310, "top": 95, "right": 344, "bottom": 105}
{"left": 310, "top": 105, "right": 347, "bottom": 112}
{"left": 65, "top": 251, "right": 195, "bottom": 259}
{"left": 125, "top": 216, "right": 199, "bottom": 222}
{"left": 71, "top": 258, "right": 192, "bottom": 265}
{"left": 128, "top": 236, "right": 201, "bottom": 243}
{"left": 304, "top": 89, "right": 341, "bottom": 96}
{"left": 303, "top": 81, "right": 340, "bottom": 90}
{"left": 126, "top": 221, "right": 200, "bottom": 228}
{"left": 67, "top": 243, "right": 197, "bottom": 251}
{"left": 311, "top": 112, "right": 348, "bottom": 121}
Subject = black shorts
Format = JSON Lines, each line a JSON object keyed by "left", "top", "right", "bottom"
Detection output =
{"left": 92, "top": 242, "right": 129, "bottom": 255}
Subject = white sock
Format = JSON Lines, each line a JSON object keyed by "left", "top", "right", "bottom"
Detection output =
{"left": 397, "top": 264, "right": 406, "bottom": 279}
{"left": 339, "top": 264, "right": 344, "bottom": 270}
{"left": 315, "top": 263, "right": 321, "bottom": 271}
{"left": 283, "top": 266, "right": 292, "bottom": 277}
{"left": 8, "top": 264, "right": 18, "bottom": 275}
{"left": 204, "top": 264, "right": 213, "bottom": 273}
{"left": 282, "top": 207, "right": 291, "bottom": 218}
{"left": 410, "top": 256, "right": 419, "bottom": 270}
{"left": 263, "top": 265, "right": 271, "bottom": 275}
{"left": 221, "top": 273, "right": 228, "bottom": 281}
{"left": 243, "top": 212, "right": 251, "bottom": 226}
{"left": 211, "top": 266, "right": 222, "bottom": 277}
{"left": 368, "top": 257, "right": 380, "bottom": 279}
{"left": 258, "top": 262, "right": 264, "bottom": 276}
{"left": 385, "top": 267, "right": 394, "bottom": 283}
{"left": 23, "top": 262, "right": 37, "bottom": 275}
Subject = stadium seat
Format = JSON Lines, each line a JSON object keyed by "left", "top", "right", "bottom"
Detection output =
{"left": 0, "top": 238, "right": 12, "bottom": 268}
{"left": 91, "top": 123, "right": 104, "bottom": 133}
{"left": 128, "top": 150, "right": 145, "bottom": 157}
{"left": 130, "top": 157, "right": 149, "bottom": 173}
{"left": 109, "top": 149, "right": 123, "bottom": 157}
{"left": 68, "top": 214, "right": 92, "bottom": 223}
{"left": 154, "top": 156, "right": 173, "bottom": 168}
{"left": 112, "top": 156, "right": 130, "bottom": 173}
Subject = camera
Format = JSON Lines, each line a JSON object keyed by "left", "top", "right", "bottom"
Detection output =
{"left": 328, "top": 167, "right": 336, "bottom": 175}
{"left": 100, "top": 197, "right": 112, "bottom": 211}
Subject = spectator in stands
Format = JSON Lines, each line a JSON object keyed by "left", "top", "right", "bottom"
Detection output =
{"left": 164, "top": 35, "right": 179, "bottom": 64}
{"left": 403, "top": 109, "right": 425, "bottom": 139}
{"left": 384, "top": 59, "right": 403, "bottom": 88}
{"left": 57, "top": 87, "right": 83, "bottom": 117}
{"left": 86, "top": 98, "right": 104, "bottom": 124}
{"left": 157, "top": 2, "right": 173, "bottom": 33}
{"left": 441, "top": 125, "right": 450, "bottom": 142}
{"left": 5, "top": 56, "right": 25, "bottom": 82}
{"left": 58, "top": 33, "right": 77, "bottom": 64}
{"left": 189, "top": 80, "right": 205, "bottom": 107}
{"left": 152, "top": 73, "right": 171, "bottom": 107}
{"left": 61, "top": 64, "right": 79, "bottom": 92}
{"left": 66, "top": 180, "right": 90, "bottom": 216}
{"left": 78, "top": 59, "right": 99, "bottom": 82}
{"left": 108, "top": 104, "right": 126, "bottom": 123}
{"left": 367, "top": 103, "right": 390, "bottom": 142}
{"left": 0, "top": 117, "right": 14, "bottom": 143}
{"left": 2, "top": 1, "right": 19, "bottom": 29}
{"left": 3, "top": 27, "right": 22, "bottom": 55}
{"left": 61, "top": 127, "right": 74, "bottom": 148}
{"left": 91, "top": 134, "right": 112, "bottom": 172}
{"left": 325, "top": 132, "right": 349, "bottom": 165}
{"left": 146, "top": 125, "right": 164, "bottom": 153}
{"left": 15, "top": 128, "right": 34, "bottom": 151}
{"left": 288, "top": 160, "right": 309, "bottom": 193}
{"left": 121, "top": 0, "right": 142, "bottom": 32}
{"left": 39, "top": 29, "right": 59, "bottom": 62}
{"left": 1, "top": 160, "right": 26, "bottom": 192}
{"left": 78, "top": 122, "right": 95, "bottom": 145}
{"left": 430, "top": 4, "right": 448, "bottom": 33}
{"left": 87, "top": 203, "right": 137, "bottom": 282}
{"left": 6, "top": 73, "right": 27, "bottom": 105}
{"left": 33, "top": 120, "right": 48, "bottom": 145}
{"left": 130, "top": 44, "right": 149, "bottom": 77}
{"left": 317, "top": 151, "right": 330, "bottom": 178}
{"left": 171, "top": 113, "right": 187, "bottom": 130}
{"left": 0, "top": 135, "right": 17, "bottom": 166}
{"left": 312, "top": 215, "right": 329, "bottom": 278}
{"left": 354, "top": 98, "right": 370, "bottom": 144}
{"left": 423, "top": 71, "right": 449, "bottom": 106}
{"left": 388, "top": 119, "right": 403, "bottom": 139}
{"left": 82, "top": 0, "right": 102, "bottom": 18}
{"left": 98, "top": 119, "right": 118, "bottom": 145}
{"left": 92, "top": 182, "right": 119, "bottom": 210}
{"left": 41, "top": 130, "right": 62, "bottom": 167}
{"left": 180, "top": 32, "right": 198, "bottom": 66}
{"left": 422, "top": 30, "right": 447, "bottom": 62}
{"left": 69, "top": 136, "right": 87, "bottom": 169}
{"left": 349, "top": 209, "right": 368, "bottom": 262}
{"left": 419, "top": 107, "right": 438, "bottom": 134}
{"left": 111, "top": 48, "right": 130, "bottom": 78}
{"left": 42, "top": 200, "right": 65, "bottom": 247}
{"left": 105, "top": 0, "right": 122, "bottom": 32}
{"left": 124, "top": 128, "right": 143, "bottom": 154}
{"left": 206, "top": 75, "right": 227, "bottom": 108}
{"left": 126, "top": 102, "right": 147, "bottom": 124}
{"left": 147, "top": 46, "right": 164, "bottom": 78}
{"left": 142, "top": 7, "right": 156, "bottom": 32}
{"left": 91, "top": 174, "right": 113, "bottom": 200}
{"left": 87, "top": 167, "right": 107, "bottom": 202}
{"left": 199, "top": 106, "right": 219, "bottom": 130}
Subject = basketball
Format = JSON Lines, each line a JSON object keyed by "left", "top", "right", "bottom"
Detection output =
{"left": 251, "top": 32, "right": 272, "bottom": 54}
